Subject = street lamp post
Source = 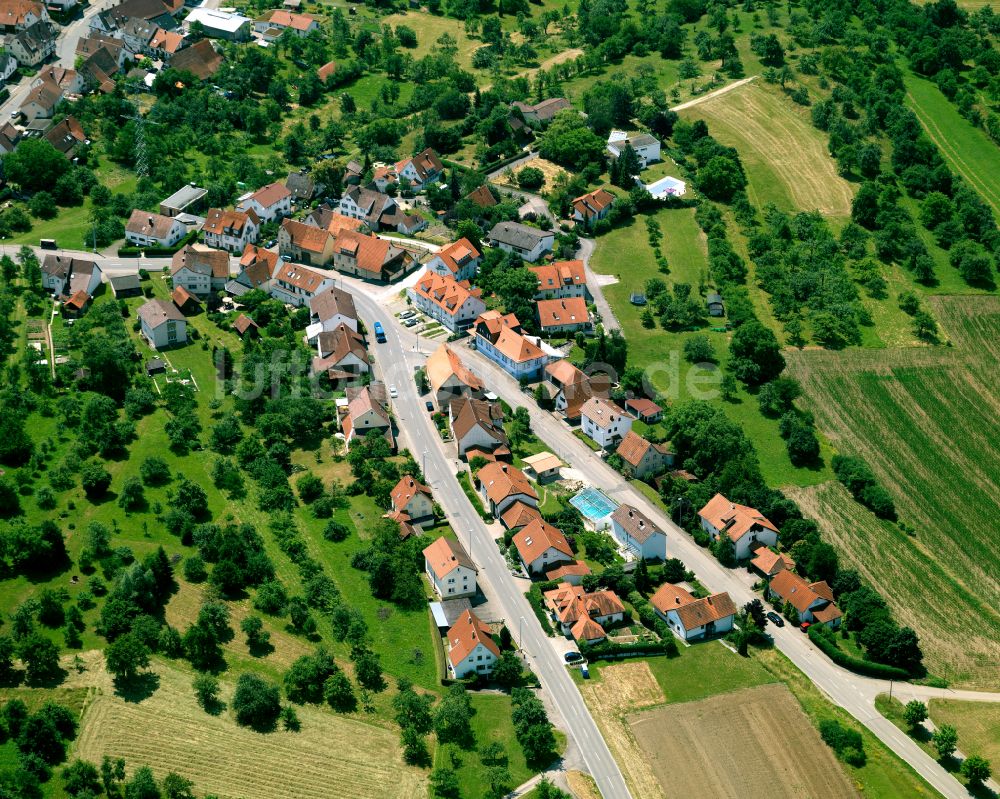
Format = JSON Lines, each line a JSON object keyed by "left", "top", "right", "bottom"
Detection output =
{"left": 519, "top": 615, "right": 526, "bottom": 650}
{"left": 422, "top": 450, "right": 428, "bottom": 479}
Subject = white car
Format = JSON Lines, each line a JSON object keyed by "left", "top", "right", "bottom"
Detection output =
{"left": 389, "top": 385, "right": 398, "bottom": 398}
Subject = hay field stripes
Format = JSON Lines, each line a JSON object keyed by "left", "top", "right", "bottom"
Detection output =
{"left": 681, "top": 82, "right": 855, "bottom": 217}
{"left": 71, "top": 657, "right": 425, "bottom": 799}
{"left": 905, "top": 75, "right": 1000, "bottom": 215}
{"left": 629, "top": 684, "right": 859, "bottom": 799}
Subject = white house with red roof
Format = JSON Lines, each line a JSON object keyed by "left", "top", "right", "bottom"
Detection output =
{"left": 202, "top": 208, "right": 260, "bottom": 253}
{"left": 580, "top": 396, "right": 633, "bottom": 450}
{"left": 446, "top": 610, "right": 499, "bottom": 679}
{"left": 512, "top": 518, "right": 573, "bottom": 575}
{"left": 767, "top": 570, "right": 842, "bottom": 628}
{"left": 571, "top": 188, "right": 615, "bottom": 227}
{"left": 425, "top": 238, "right": 481, "bottom": 282}
{"left": 423, "top": 536, "right": 477, "bottom": 599}
{"left": 698, "top": 493, "right": 780, "bottom": 561}
{"left": 236, "top": 181, "right": 292, "bottom": 223}
{"left": 390, "top": 475, "right": 434, "bottom": 527}
{"left": 543, "top": 582, "right": 625, "bottom": 643}
{"left": 528, "top": 260, "right": 588, "bottom": 300}
{"left": 408, "top": 271, "right": 486, "bottom": 333}
{"left": 650, "top": 583, "right": 737, "bottom": 642}
{"left": 473, "top": 310, "right": 555, "bottom": 381}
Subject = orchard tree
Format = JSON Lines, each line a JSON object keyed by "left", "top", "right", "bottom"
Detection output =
{"left": 903, "top": 700, "right": 927, "bottom": 730}
{"left": 729, "top": 321, "right": 785, "bottom": 385}
{"left": 105, "top": 632, "right": 151, "bottom": 683}
{"left": 232, "top": 673, "right": 281, "bottom": 729}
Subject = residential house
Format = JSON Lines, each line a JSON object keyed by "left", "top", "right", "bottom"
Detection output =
{"left": 750, "top": 548, "right": 796, "bottom": 579}
{"left": 236, "top": 181, "right": 292, "bottom": 224}
{"left": 544, "top": 582, "right": 625, "bottom": 643}
{"left": 650, "top": 583, "right": 737, "bottom": 642}
{"left": 571, "top": 188, "right": 615, "bottom": 228}
{"left": 170, "top": 244, "right": 229, "bottom": 296}
{"left": 232, "top": 313, "right": 258, "bottom": 339}
{"left": 408, "top": 271, "right": 486, "bottom": 333}
{"left": 606, "top": 131, "right": 661, "bottom": 168}
{"left": 698, "top": 493, "right": 780, "bottom": 561}
{"left": 477, "top": 461, "right": 537, "bottom": 518}
{"left": 202, "top": 208, "right": 259, "bottom": 253}
{"left": 0, "top": 0, "right": 46, "bottom": 32}
{"left": 306, "top": 285, "right": 357, "bottom": 343}
{"left": 545, "top": 561, "right": 591, "bottom": 586}
{"left": 341, "top": 383, "right": 393, "bottom": 449}
{"left": 76, "top": 33, "right": 130, "bottom": 69}
{"left": 423, "top": 536, "right": 477, "bottom": 599}
{"left": 513, "top": 518, "right": 574, "bottom": 575}
{"left": 528, "top": 260, "right": 588, "bottom": 300}
{"left": 184, "top": 7, "right": 251, "bottom": 40}
{"left": 6, "top": 20, "right": 55, "bottom": 67}
{"left": 543, "top": 359, "right": 608, "bottom": 422}
{"left": 160, "top": 185, "right": 207, "bottom": 218}
{"left": 615, "top": 430, "right": 673, "bottom": 480}
{"left": 312, "top": 324, "right": 367, "bottom": 381}
{"left": 425, "top": 343, "right": 484, "bottom": 408}
{"left": 330, "top": 230, "right": 412, "bottom": 282}
{"left": 580, "top": 396, "right": 632, "bottom": 450}
{"left": 43, "top": 115, "right": 87, "bottom": 158}
{"left": 18, "top": 76, "right": 61, "bottom": 122}
{"left": 343, "top": 159, "right": 363, "bottom": 185}
{"left": 126, "top": 209, "right": 187, "bottom": 248}
{"left": 707, "top": 292, "right": 725, "bottom": 317}
{"left": 487, "top": 221, "right": 553, "bottom": 263}
{"left": 767, "top": 570, "right": 842, "bottom": 628}
{"left": 278, "top": 218, "right": 335, "bottom": 266}
{"left": 137, "top": 298, "right": 186, "bottom": 349}
{"left": 389, "top": 147, "right": 444, "bottom": 190}
{"left": 466, "top": 184, "right": 497, "bottom": 209}
{"left": 285, "top": 169, "right": 318, "bottom": 202}
{"left": 510, "top": 97, "right": 570, "bottom": 125}
{"left": 148, "top": 27, "right": 185, "bottom": 58}
{"left": 424, "top": 238, "right": 480, "bottom": 282}
{"left": 337, "top": 185, "right": 397, "bottom": 230}
{"left": 253, "top": 8, "right": 319, "bottom": 38}
{"left": 536, "top": 297, "right": 590, "bottom": 336}
{"left": 445, "top": 610, "right": 499, "bottom": 679}
{"left": 610, "top": 504, "right": 667, "bottom": 560}
{"left": 31, "top": 65, "right": 83, "bottom": 95}
{"left": 0, "top": 122, "right": 22, "bottom": 155}
{"left": 521, "top": 452, "right": 561, "bottom": 482}
{"left": 473, "top": 310, "right": 552, "bottom": 381}
{"left": 87, "top": 9, "right": 118, "bottom": 34}
{"left": 390, "top": 475, "right": 434, "bottom": 527}
{"left": 304, "top": 205, "right": 364, "bottom": 237}
{"left": 226, "top": 243, "right": 276, "bottom": 297}
{"left": 270, "top": 261, "right": 335, "bottom": 307}
{"left": 110, "top": 0, "right": 180, "bottom": 25}
{"left": 500, "top": 502, "right": 543, "bottom": 532}
{"left": 624, "top": 397, "right": 663, "bottom": 423}
{"left": 120, "top": 17, "right": 160, "bottom": 56}
{"left": 450, "top": 397, "right": 508, "bottom": 461}
{"left": 41, "top": 255, "right": 100, "bottom": 295}
{"left": 109, "top": 274, "right": 142, "bottom": 298}
{"left": 170, "top": 38, "right": 223, "bottom": 80}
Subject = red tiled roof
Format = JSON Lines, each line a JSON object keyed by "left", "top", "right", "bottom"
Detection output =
{"left": 699, "top": 493, "right": 779, "bottom": 543}
{"left": 447, "top": 610, "right": 499, "bottom": 666}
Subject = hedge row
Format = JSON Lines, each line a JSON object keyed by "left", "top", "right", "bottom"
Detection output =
{"left": 579, "top": 638, "right": 677, "bottom": 661}
{"left": 525, "top": 585, "right": 555, "bottom": 636}
{"left": 808, "top": 626, "right": 909, "bottom": 680}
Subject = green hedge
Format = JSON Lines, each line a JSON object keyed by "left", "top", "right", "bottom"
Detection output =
{"left": 456, "top": 471, "right": 490, "bottom": 521}
{"left": 526, "top": 584, "right": 554, "bottom": 636}
{"left": 579, "top": 639, "right": 678, "bottom": 661}
{"left": 808, "top": 626, "right": 909, "bottom": 679}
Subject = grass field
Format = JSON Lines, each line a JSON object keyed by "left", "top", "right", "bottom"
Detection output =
{"left": 630, "top": 683, "right": 858, "bottom": 799}
{"left": 680, "top": 81, "right": 855, "bottom": 218}
{"left": 929, "top": 700, "right": 1000, "bottom": 766}
{"left": 492, "top": 157, "right": 569, "bottom": 194}
{"left": 70, "top": 654, "right": 426, "bottom": 799}
{"left": 381, "top": 12, "right": 482, "bottom": 72}
{"left": 905, "top": 73, "right": 1000, "bottom": 215}
{"left": 590, "top": 207, "right": 835, "bottom": 488}
{"left": 785, "top": 295, "right": 1000, "bottom": 687}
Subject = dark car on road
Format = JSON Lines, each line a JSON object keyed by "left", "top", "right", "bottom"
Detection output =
{"left": 767, "top": 611, "right": 784, "bottom": 627}
{"left": 425, "top": 401, "right": 434, "bottom": 412}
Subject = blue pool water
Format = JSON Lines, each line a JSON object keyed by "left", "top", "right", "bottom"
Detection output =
{"left": 570, "top": 487, "right": 619, "bottom": 521}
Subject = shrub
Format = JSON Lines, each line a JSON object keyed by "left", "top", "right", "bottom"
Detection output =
{"left": 831, "top": 455, "right": 897, "bottom": 520}
{"left": 808, "top": 625, "right": 909, "bottom": 679}
{"left": 819, "top": 718, "right": 865, "bottom": 765}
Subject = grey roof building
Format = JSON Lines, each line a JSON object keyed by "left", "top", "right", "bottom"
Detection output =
{"left": 160, "top": 184, "right": 207, "bottom": 217}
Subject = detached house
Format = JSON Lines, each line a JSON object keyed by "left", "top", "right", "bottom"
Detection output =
{"left": 698, "top": 493, "right": 780, "bottom": 561}
{"left": 536, "top": 297, "right": 590, "bottom": 336}
{"left": 750, "top": 548, "right": 796, "bottom": 579}
{"left": 44, "top": 115, "right": 88, "bottom": 158}
{"left": 170, "top": 244, "right": 230, "bottom": 296}
{"left": 341, "top": 383, "right": 393, "bottom": 449}
{"left": 423, "top": 536, "right": 477, "bottom": 599}
{"left": 236, "top": 181, "right": 292, "bottom": 224}
{"left": 270, "top": 261, "right": 335, "bottom": 307}
{"left": 528, "top": 260, "right": 588, "bottom": 300}
{"left": 473, "top": 310, "right": 553, "bottom": 381}
{"left": 312, "top": 324, "right": 368, "bottom": 382}
{"left": 607, "top": 131, "right": 661, "bottom": 168}
{"left": 580, "top": 396, "right": 632, "bottom": 450}
{"left": 391, "top": 147, "right": 444, "bottom": 190}
{"left": 7, "top": 19, "right": 55, "bottom": 67}
{"left": 425, "top": 238, "right": 481, "bottom": 282}
{"left": 390, "top": 475, "right": 434, "bottom": 528}
{"left": 137, "top": 298, "right": 186, "bottom": 349}
{"left": 610, "top": 504, "right": 667, "bottom": 561}
{"left": 513, "top": 518, "right": 574, "bottom": 575}
{"left": 615, "top": 430, "right": 673, "bottom": 480}
{"left": 202, "top": 208, "right": 259, "bottom": 253}
{"left": 650, "top": 583, "right": 736, "bottom": 642}
{"left": 425, "top": 343, "right": 484, "bottom": 408}
{"left": 477, "top": 462, "right": 537, "bottom": 518}
{"left": 337, "top": 185, "right": 397, "bottom": 230}
{"left": 450, "top": 397, "right": 508, "bottom": 462}
{"left": 446, "top": 610, "right": 499, "bottom": 679}
{"left": 278, "top": 219, "right": 335, "bottom": 266}
{"left": 18, "top": 75, "right": 61, "bottom": 122}
{"left": 571, "top": 188, "right": 615, "bottom": 228}
{"left": 408, "top": 271, "right": 486, "bottom": 333}
{"left": 767, "top": 571, "right": 842, "bottom": 628}
{"left": 487, "top": 221, "right": 553, "bottom": 263}
{"left": 0, "top": 0, "right": 47, "bottom": 32}
{"left": 41, "top": 255, "right": 100, "bottom": 296}
{"left": 226, "top": 243, "right": 277, "bottom": 297}
{"left": 307, "top": 285, "right": 358, "bottom": 343}
{"left": 510, "top": 97, "right": 570, "bottom": 125}
{"left": 126, "top": 209, "right": 187, "bottom": 248}
{"left": 252, "top": 8, "right": 318, "bottom": 38}
{"left": 331, "top": 230, "right": 412, "bottom": 282}
{"left": 543, "top": 360, "right": 608, "bottom": 422}
{"left": 544, "top": 582, "right": 625, "bottom": 644}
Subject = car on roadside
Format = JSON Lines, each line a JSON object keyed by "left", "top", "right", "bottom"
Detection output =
{"left": 564, "top": 651, "right": 583, "bottom": 664}
{"left": 389, "top": 385, "right": 398, "bottom": 398}
{"left": 404, "top": 318, "right": 417, "bottom": 327}
{"left": 425, "top": 401, "right": 434, "bottom": 412}
{"left": 400, "top": 310, "right": 416, "bottom": 319}
{"left": 767, "top": 611, "right": 784, "bottom": 627}
{"left": 799, "top": 621, "right": 811, "bottom": 633}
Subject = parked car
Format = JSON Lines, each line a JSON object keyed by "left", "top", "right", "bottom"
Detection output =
{"left": 404, "top": 318, "right": 417, "bottom": 327}
{"left": 389, "top": 385, "right": 398, "bottom": 398}
{"left": 767, "top": 611, "right": 784, "bottom": 628}
{"left": 564, "top": 651, "right": 583, "bottom": 663}
{"left": 425, "top": 401, "right": 434, "bottom": 412}
{"left": 280, "top": 254, "right": 292, "bottom": 262}
{"left": 265, "top": 239, "right": 276, "bottom": 248}
{"left": 400, "top": 310, "right": 416, "bottom": 319}
{"left": 580, "top": 663, "right": 590, "bottom": 679}
{"left": 800, "top": 622, "right": 811, "bottom": 633}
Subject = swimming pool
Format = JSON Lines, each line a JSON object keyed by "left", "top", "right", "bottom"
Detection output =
{"left": 570, "top": 487, "right": 619, "bottom": 524}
